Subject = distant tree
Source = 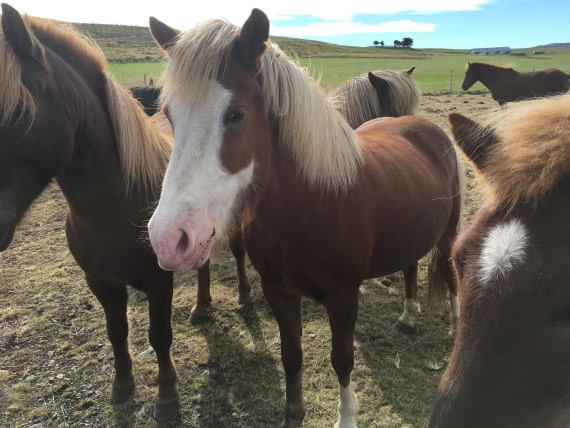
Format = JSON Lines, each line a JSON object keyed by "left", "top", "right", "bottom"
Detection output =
{"left": 402, "top": 37, "right": 414, "bottom": 48}
{"left": 380, "top": 41, "right": 385, "bottom": 47}
{"left": 393, "top": 40, "right": 401, "bottom": 47}
{"left": 373, "top": 40, "right": 380, "bottom": 47}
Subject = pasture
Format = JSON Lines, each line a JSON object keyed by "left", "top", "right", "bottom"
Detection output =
{"left": 0, "top": 91, "right": 496, "bottom": 427}
{"left": 109, "top": 48, "right": 570, "bottom": 94}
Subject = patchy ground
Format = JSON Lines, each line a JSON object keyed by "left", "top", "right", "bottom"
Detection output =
{"left": 0, "top": 93, "right": 496, "bottom": 427}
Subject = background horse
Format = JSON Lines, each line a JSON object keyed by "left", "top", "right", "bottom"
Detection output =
{"left": 329, "top": 67, "right": 420, "bottom": 129}
{"left": 148, "top": 9, "right": 464, "bottom": 427}
{"left": 0, "top": 4, "right": 247, "bottom": 419}
{"left": 430, "top": 95, "right": 570, "bottom": 427}
{"left": 461, "top": 61, "right": 570, "bottom": 105}
{"left": 128, "top": 85, "right": 162, "bottom": 116}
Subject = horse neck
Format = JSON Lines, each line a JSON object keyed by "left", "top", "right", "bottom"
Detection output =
{"left": 474, "top": 64, "right": 512, "bottom": 90}
{"left": 47, "top": 52, "right": 132, "bottom": 216}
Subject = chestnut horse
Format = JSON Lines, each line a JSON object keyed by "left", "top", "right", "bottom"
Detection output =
{"left": 0, "top": 4, "right": 246, "bottom": 420}
{"left": 329, "top": 67, "right": 420, "bottom": 129}
{"left": 461, "top": 61, "right": 570, "bottom": 105}
{"left": 148, "top": 9, "right": 464, "bottom": 427}
{"left": 430, "top": 95, "right": 570, "bottom": 427}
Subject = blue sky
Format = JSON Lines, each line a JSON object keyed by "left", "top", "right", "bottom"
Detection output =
{"left": 5, "top": 0, "right": 568, "bottom": 49}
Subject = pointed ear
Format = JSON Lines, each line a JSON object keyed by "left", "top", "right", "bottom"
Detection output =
{"left": 149, "top": 16, "right": 181, "bottom": 53}
{"left": 2, "top": 3, "right": 34, "bottom": 58}
{"left": 406, "top": 66, "right": 416, "bottom": 75}
{"left": 448, "top": 112, "right": 498, "bottom": 169}
{"left": 368, "top": 72, "right": 389, "bottom": 97}
{"left": 236, "top": 8, "right": 270, "bottom": 69}
{"left": 2, "top": 3, "right": 47, "bottom": 96}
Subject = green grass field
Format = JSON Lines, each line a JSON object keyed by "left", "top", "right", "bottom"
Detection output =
{"left": 109, "top": 47, "right": 570, "bottom": 94}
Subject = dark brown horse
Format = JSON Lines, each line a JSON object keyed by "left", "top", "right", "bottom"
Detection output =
{"left": 148, "top": 9, "right": 464, "bottom": 427}
{"left": 461, "top": 61, "right": 570, "bottom": 105}
{"left": 0, "top": 3, "right": 244, "bottom": 420}
{"left": 430, "top": 95, "right": 570, "bottom": 427}
{"left": 329, "top": 67, "right": 420, "bottom": 128}
{"left": 129, "top": 85, "right": 162, "bottom": 116}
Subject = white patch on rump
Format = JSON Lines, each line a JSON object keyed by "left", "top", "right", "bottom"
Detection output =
{"left": 479, "top": 218, "right": 529, "bottom": 286}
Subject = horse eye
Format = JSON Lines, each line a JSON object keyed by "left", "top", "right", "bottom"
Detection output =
{"left": 224, "top": 107, "right": 245, "bottom": 125}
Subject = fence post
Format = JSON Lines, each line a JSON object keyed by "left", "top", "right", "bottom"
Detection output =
{"left": 449, "top": 69, "right": 453, "bottom": 93}
{"left": 144, "top": 74, "right": 147, "bottom": 86}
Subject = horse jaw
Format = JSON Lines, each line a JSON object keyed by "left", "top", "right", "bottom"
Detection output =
{"left": 148, "top": 81, "right": 253, "bottom": 272}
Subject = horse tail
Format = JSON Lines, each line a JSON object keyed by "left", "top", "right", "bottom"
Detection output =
{"left": 427, "top": 145, "right": 466, "bottom": 308}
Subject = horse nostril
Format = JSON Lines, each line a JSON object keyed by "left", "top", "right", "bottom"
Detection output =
{"left": 176, "top": 229, "right": 189, "bottom": 255}
{"left": 211, "top": 227, "right": 216, "bottom": 237}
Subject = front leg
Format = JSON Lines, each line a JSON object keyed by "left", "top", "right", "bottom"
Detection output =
{"left": 262, "top": 282, "right": 304, "bottom": 427}
{"left": 190, "top": 259, "right": 213, "bottom": 324}
{"left": 85, "top": 274, "right": 134, "bottom": 404}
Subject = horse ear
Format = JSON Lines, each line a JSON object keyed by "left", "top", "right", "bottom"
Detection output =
{"left": 1, "top": 3, "right": 47, "bottom": 96}
{"left": 368, "top": 72, "right": 390, "bottom": 96}
{"left": 237, "top": 8, "right": 270, "bottom": 69}
{"left": 1, "top": 3, "right": 34, "bottom": 58}
{"left": 149, "top": 16, "right": 180, "bottom": 53}
{"left": 406, "top": 66, "right": 416, "bottom": 75}
{"left": 448, "top": 112, "right": 498, "bottom": 169}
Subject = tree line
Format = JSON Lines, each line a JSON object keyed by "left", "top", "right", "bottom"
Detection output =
{"left": 373, "top": 37, "right": 414, "bottom": 48}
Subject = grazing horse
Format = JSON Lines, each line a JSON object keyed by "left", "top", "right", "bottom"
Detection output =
{"left": 461, "top": 61, "right": 570, "bottom": 105}
{"left": 430, "top": 95, "right": 570, "bottom": 428}
{"left": 148, "top": 9, "right": 464, "bottom": 427}
{"left": 0, "top": 4, "right": 246, "bottom": 419}
{"left": 329, "top": 67, "right": 420, "bottom": 129}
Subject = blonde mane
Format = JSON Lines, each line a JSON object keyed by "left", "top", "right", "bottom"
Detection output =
{"left": 160, "top": 18, "right": 363, "bottom": 194}
{"left": 329, "top": 70, "right": 420, "bottom": 128}
{"left": 475, "top": 94, "right": 570, "bottom": 211}
{"left": 0, "top": 15, "right": 171, "bottom": 193}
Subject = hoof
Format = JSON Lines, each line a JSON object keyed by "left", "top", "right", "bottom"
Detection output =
{"left": 189, "top": 304, "right": 208, "bottom": 325}
{"left": 110, "top": 381, "right": 135, "bottom": 404}
{"left": 154, "top": 397, "right": 180, "bottom": 422}
{"left": 237, "top": 300, "right": 253, "bottom": 313}
{"left": 392, "top": 320, "right": 416, "bottom": 335}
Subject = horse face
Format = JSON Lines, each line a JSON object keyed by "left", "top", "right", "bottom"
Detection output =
{"left": 461, "top": 62, "right": 477, "bottom": 91}
{"left": 148, "top": 69, "right": 267, "bottom": 272}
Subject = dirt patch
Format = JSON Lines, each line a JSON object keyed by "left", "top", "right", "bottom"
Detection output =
{"left": 0, "top": 93, "right": 496, "bottom": 427}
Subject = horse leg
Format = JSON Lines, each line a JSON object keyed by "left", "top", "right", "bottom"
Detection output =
{"left": 326, "top": 291, "right": 359, "bottom": 428}
{"left": 228, "top": 232, "right": 252, "bottom": 309}
{"left": 189, "top": 259, "right": 212, "bottom": 324}
{"left": 392, "top": 264, "right": 421, "bottom": 334}
{"left": 436, "top": 236, "right": 460, "bottom": 338}
{"left": 85, "top": 274, "right": 134, "bottom": 404}
{"left": 146, "top": 271, "right": 179, "bottom": 421}
{"left": 262, "top": 283, "right": 304, "bottom": 428}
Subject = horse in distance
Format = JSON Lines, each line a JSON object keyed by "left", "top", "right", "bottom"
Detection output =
{"left": 461, "top": 61, "right": 570, "bottom": 105}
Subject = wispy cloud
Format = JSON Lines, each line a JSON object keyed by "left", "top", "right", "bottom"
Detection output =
{"left": 273, "top": 20, "right": 436, "bottom": 37}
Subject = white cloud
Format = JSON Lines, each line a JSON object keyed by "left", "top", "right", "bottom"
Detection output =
{"left": 272, "top": 20, "right": 436, "bottom": 37}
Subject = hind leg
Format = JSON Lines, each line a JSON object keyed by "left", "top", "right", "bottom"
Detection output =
{"left": 146, "top": 271, "right": 179, "bottom": 421}
{"left": 85, "top": 274, "right": 134, "bottom": 404}
{"left": 190, "top": 260, "right": 213, "bottom": 324}
{"left": 437, "top": 240, "right": 460, "bottom": 338}
{"left": 393, "top": 263, "right": 421, "bottom": 334}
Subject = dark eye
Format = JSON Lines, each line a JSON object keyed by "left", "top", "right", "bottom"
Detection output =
{"left": 224, "top": 106, "right": 245, "bottom": 125}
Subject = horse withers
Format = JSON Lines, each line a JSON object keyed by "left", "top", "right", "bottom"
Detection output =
{"left": 430, "top": 95, "right": 570, "bottom": 427}
{"left": 148, "top": 9, "right": 464, "bottom": 427}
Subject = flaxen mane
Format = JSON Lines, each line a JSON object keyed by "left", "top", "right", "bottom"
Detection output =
{"left": 475, "top": 94, "right": 570, "bottom": 211}
{"left": 1, "top": 15, "right": 171, "bottom": 192}
{"left": 160, "top": 18, "right": 363, "bottom": 194}
{"left": 329, "top": 70, "right": 420, "bottom": 128}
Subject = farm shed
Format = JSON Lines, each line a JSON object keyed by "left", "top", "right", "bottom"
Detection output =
{"left": 470, "top": 47, "right": 511, "bottom": 55}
